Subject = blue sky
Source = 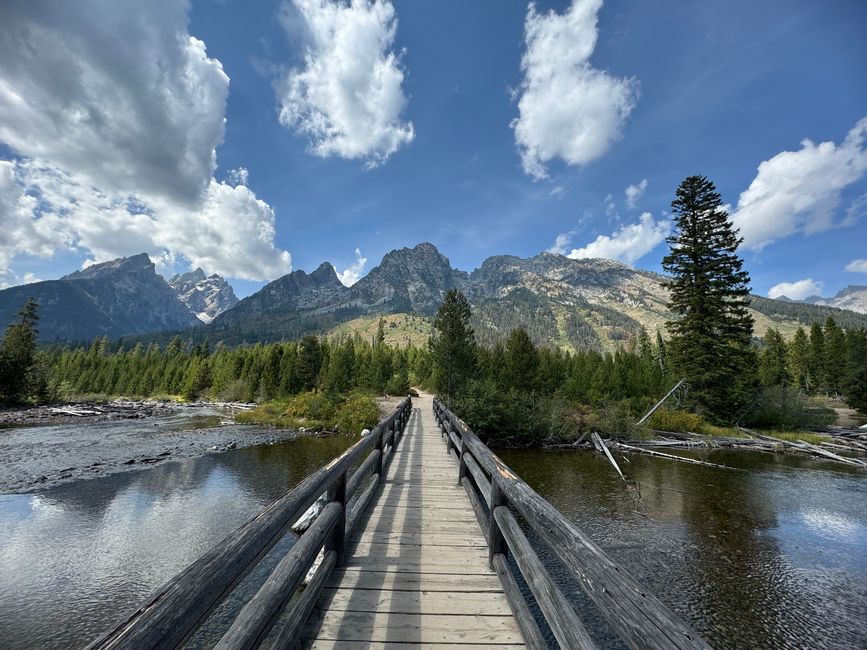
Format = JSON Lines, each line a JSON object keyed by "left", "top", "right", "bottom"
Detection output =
{"left": 1, "top": 0, "right": 866, "bottom": 300}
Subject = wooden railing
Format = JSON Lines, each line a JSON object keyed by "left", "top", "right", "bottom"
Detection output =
{"left": 434, "top": 399, "right": 711, "bottom": 650}
{"left": 88, "top": 397, "right": 413, "bottom": 650}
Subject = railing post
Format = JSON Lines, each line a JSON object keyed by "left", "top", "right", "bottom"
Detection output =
{"left": 374, "top": 426, "right": 384, "bottom": 478}
{"left": 325, "top": 472, "right": 347, "bottom": 567}
{"left": 488, "top": 475, "right": 508, "bottom": 569}
{"left": 457, "top": 442, "right": 468, "bottom": 485}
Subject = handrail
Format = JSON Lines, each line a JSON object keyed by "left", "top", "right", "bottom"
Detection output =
{"left": 88, "top": 396, "right": 412, "bottom": 650}
{"left": 434, "top": 398, "right": 710, "bottom": 650}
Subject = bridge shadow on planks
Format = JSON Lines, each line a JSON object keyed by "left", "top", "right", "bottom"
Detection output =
{"left": 301, "top": 400, "right": 520, "bottom": 648}
{"left": 301, "top": 407, "right": 425, "bottom": 646}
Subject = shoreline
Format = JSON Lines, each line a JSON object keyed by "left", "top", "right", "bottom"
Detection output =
{"left": 0, "top": 399, "right": 254, "bottom": 428}
{"left": 0, "top": 403, "right": 306, "bottom": 495}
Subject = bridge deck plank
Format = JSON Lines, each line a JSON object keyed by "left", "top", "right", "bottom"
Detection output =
{"left": 303, "top": 395, "right": 524, "bottom": 648}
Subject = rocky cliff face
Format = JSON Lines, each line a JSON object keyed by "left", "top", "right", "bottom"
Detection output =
{"left": 169, "top": 268, "right": 238, "bottom": 323}
{"left": 340, "top": 242, "right": 469, "bottom": 315}
{"left": 61, "top": 254, "right": 200, "bottom": 334}
{"left": 804, "top": 285, "right": 867, "bottom": 314}
{"left": 0, "top": 253, "right": 201, "bottom": 341}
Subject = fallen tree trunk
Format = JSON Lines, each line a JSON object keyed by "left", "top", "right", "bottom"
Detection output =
{"left": 591, "top": 432, "right": 625, "bottom": 481}
{"left": 742, "top": 429, "right": 867, "bottom": 469}
{"left": 613, "top": 443, "right": 741, "bottom": 471}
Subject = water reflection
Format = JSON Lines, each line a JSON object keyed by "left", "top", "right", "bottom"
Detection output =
{"left": 497, "top": 447, "right": 867, "bottom": 649}
{"left": 0, "top": 436, "right": 353, "bottom": 649}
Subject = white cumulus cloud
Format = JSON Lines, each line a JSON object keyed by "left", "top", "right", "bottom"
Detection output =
{"left": 768, "top": 278, "right": 824, "bottom": 301}
{"left": 625, "top": 178, "right": 647, "bottom": 209}
{"left": 732, "top": 116, "right": 867, "bottom": 250}
{"left": 338, "top": 248, "right": 368, "bottom": 286}
{"left": 511, "top": 0, "right": 638, "bottom": 179}
{"left": 277, "top": 0, "right": 414, "bottom": 166}
{"left": 4, "top": 160, "right": 292, "bottom": 281}
{"left": 0, "top": 0, "right": 228, "bottom": 207}
{"left": 567, "top": 212, "right": 669, "bottom": 264}
{"left": 227, "top": 167, "right": 250, "bottom": 187}
{"left": 0, "top": 0, "right": 293, "bottom": 282}
{"left": 845, "top": 259, "right": 867, "bottom": 273}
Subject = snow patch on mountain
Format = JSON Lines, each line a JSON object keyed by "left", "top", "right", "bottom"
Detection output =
{"left": 168, "top": 268, "right": 238, "bottom": 323}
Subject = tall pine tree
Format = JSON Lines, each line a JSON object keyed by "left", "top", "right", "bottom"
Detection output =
{"left": 662, "top": 175, "right": 755, "bottom": 421}
{"left": 0, "top": 298, "right": 40, "bottom": 403}
{"left": 430, "top": 289, "right": 477, "bottom": 401}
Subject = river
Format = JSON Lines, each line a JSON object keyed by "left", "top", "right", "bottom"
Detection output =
{"left": 1, "top": 418, "right": 865, "bottom": 648}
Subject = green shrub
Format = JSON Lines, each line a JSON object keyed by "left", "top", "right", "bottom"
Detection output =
{"left": 336, "top": 392, "right": 380, "bottom": 434}
{"left": 214, "top": 379, "right": 249, "bottom": 403}
{"left": 587, "top": 399, "right": 647, "bottom": 439}
{"left": 648, "top": 408, "right": 705, "bottom": 433}
{"left": 285, "top": 391, "right": 338, "bottom": 422}
{"left": 743, "top": 386, "right": 835, "bottom": 430}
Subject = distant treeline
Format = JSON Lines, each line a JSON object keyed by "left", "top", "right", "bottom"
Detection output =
{"left": 2, "top": 295, "right": 866, "bottom": 446}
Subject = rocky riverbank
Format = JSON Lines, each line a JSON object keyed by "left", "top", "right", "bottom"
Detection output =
{"left": 0, "top": 399, "right": 255, "bottom": 428}
{"left": 0, "top": 403, "right": 296, "bottom": 494}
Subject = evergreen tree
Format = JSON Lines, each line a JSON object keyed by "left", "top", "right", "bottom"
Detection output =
{"left": 808, "top": 322, "right": 826, "bottom": 393}
{"left": 430, "top": 289, "right": 477, "bottom": 401}
{"left": 661, "top": 175, "right": 755, "bottom": 421}
{"left": 843, "top": 329, "right": 867, "bottom": 412}
{"left": 502, "top": 327, "right": 539, "bottom": 393}
{"left": 824, "top": 317, "right": 847, "bottom": 395}
{"left": 655, "top": 330, "right": 667, "bottom": 373}
{"left": 0, "top": 299, "right": 40, "bottom": 402}
{"left": 788, "top": 327, "right": 811, "bottom": 391}
{"left": 295, "top": 336, "right": 321, "bottom": 391}
{"left": 758, "top": 328, "right": 788, "bottom": 387}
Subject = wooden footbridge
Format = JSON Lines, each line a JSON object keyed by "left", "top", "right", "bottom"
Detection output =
{"left": 89, "top": 394, "right": 710, "bottom": 649}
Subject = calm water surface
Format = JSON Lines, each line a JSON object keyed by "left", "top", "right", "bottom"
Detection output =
{"left": 1, "top": 427, "right": 866, "bottom": 649}
{"left": 0, "top": 435, "right": 353, "bottom": 649}
{"left": 496, "top": 447, "right": 867, "bottom": 649}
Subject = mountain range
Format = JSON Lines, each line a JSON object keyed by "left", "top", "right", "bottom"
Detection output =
{"left": 205, "top": 244, "right": 867, "bottom": 350}
{"left": 800, "top": 285, "right": 867, "bottom": 315}
{"left": 2, "top": 243, "right": 867, "bottom": 349}
{"left": 0, "top": 254, "right": 235, "bottom": 342}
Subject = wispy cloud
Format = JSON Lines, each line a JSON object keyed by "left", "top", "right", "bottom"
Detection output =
{"left": 625, "top": 178, "right": 647, "bottom": 209}
{"left": 844, "top": 259, "right": 867, "bottom": 273}
{"left": 338, "top": 248, "right": 368, "bottom": 286}
{"left": 566, "top": 212, "right": 669, "bottom": 264}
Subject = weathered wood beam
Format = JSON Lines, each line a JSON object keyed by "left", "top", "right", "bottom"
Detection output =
{"left": 495, "top": 504, "right": 597, "bottom": 649}
{"left": 269, "top": 550, "right": 337, "bottom": 650}
{"left": 460, "top": 474, "right": 490, "bottom": 543}
{"left": 214, "top": 501, "right": 342, "bottom": 649}
{"left": 492, "top": 552, "right": 548, "bottom": 650}
{"left": 435, "top": 399, "right": 711, "bottom": 650}
{"left": 346, "top": 448, "right": 381, "bottom": 500}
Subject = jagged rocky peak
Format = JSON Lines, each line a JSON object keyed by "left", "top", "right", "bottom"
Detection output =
{"left": 805, "top": 285, "right": 867, "bottom": 314}
{"left": 168, "top": 267, "right": 238, "bottom": 324}
{"left": 13, "top": 252, "right": 201, "bottom": 339}
{"left": 63, "top": 252, "right": 155, "bottom": 280}
{"left": 353, "top": 242, "right": 469, "bottom": 314}
{"left": 309, "top": 261, "right": 342, "bottom": 287}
